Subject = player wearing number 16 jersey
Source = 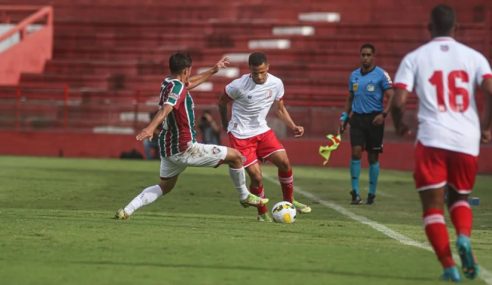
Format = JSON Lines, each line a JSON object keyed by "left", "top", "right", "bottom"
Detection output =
{"left": 391, "top": 4, "right": 492, "bottom": 282}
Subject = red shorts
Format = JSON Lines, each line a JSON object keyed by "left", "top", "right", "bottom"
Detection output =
{"left": 414, "top": 141, "right": 478, "bottom": 194}
{"left": 228, "top": 130, "right": 285, "bottom": 167}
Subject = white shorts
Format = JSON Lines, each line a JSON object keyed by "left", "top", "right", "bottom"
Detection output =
{"left": 160, "top": 143, "right": 228, "bottom": 178}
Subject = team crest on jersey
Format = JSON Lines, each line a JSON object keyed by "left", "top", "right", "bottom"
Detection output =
{"left": 440, "top": 45, "right": 449, "bottom": 52}
{"left": 265, "top": 90, "right": 273, "bottom": 99}
{"left": 366, "top": 84, "right": 375, "bottom": 92}
{"left": 212, "top": 146, "right": 221, "bottom": 154}
{"left": 352, "top": 82, "right": 359, "bottom": 92}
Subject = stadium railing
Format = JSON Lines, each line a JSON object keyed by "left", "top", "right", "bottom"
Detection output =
{"left": 0, "top": 5, "right": 53, "bottom": 85}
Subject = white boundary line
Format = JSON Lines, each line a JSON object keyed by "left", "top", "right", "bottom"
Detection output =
{"left": 263, "top": 175, "right": 492, "bottom": 284}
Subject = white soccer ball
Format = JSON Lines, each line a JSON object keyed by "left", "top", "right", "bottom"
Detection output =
{"left": 271, "top": 201, "right": 296, "bottom": 224}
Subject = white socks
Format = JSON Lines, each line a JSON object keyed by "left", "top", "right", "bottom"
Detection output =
{"left": 124, "top": 185, "right": 163, "bottom": 215}
{"left": 228, "top": 167, "right": 250, "bottom": 200}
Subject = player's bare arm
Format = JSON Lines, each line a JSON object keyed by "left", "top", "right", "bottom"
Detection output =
{"left": 372, "top": 88, "right": 394, "bottom": 125}
{"left": 136, "top": 104, "right": 173, "bottom": 141}
{"left": 275, "top": 99, "right": 304, "bottom": 137}
{"left": 218, "top": 93, "right": 232, "bottom": 131}
{"left": 188, "top": 56, "right": 230, "bottom": 90}
{"left": 481, "top": 78, "right": 492, "bottom": 143}
{"left": 390, "top": 88, "right": 410, "bottom": 136}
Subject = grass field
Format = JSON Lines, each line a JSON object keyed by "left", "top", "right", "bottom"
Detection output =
{"left": 0, "top": 156, "right": 491, "bottom": 285}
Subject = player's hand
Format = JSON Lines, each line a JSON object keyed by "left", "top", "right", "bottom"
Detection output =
{"left": 293, "top": 125, "right": 304, "bottom": 137}
{"left": 396, "top": 123, "right": 412, "bottom": 137}
{"left": 339, "top": 112, "right": 349, "bottom": 134}
{"left": 136, "top": 128, "right": 155, "bottom": 141}
{"left": 372, "top": 114, "right": 385, "bottom": 125}
{"left": 339, "top": 121, "right": 347, "bottom": 134}
{"left": 214, "top": 56, "right": 230, "bottom": 72}
{"left": 481, "top": 129, "right": 491, "bottom": 143}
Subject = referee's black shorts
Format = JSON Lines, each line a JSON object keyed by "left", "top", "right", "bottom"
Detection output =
{"left": 349, "top": 112, "right": 384, "bottom": 153}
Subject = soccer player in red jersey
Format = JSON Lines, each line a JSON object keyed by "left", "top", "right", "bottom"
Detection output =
{"left": 392, "top": 5, "right": 492, "bottom": 282}
{"left": 218, "top": 52, "right": 311, "bottom": 222}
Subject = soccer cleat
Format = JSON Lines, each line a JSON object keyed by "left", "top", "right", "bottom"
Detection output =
{"left": 456, "top": 235, "right": 479, "bottom": 279}
{"left": 240, "top": 194, "right": 269, "bottom": 208}
{"left": 366, "top": 193, "right": 376, "bottom": 205}
{"left": 441, "top": 266, "right": 462, "bottom": 282}
{"left": 293, "top": 200, "right": 312, "bottom": 214}
{"left": 257, "top": 213, "right": 273, "bottom": 222}
{"left": 114, "top": 208, "right": 129, "bottom": 220}
{"left": 350, "top": 190, "right": 362, "bottom": 205}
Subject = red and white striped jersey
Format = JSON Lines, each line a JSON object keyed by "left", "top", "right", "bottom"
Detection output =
{"left": 394, "top": 37, "right": 492, "bottom": 156}
{"left": 158, "top": 77, "right": 197, "bottom": 157}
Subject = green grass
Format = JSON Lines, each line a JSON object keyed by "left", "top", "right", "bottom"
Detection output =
{"left": 0, "top": 156, "right": 491, "bottom": 285}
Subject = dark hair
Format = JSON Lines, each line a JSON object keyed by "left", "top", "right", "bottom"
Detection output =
{"left": 431, "top": 4, "right": 455, "bottom": 36}
{"left": 169, "top": 52, "right": 192, "bottom": 74}
{"left": 248, "top": 52, "right": 268, "bottom": 67}
{"left": 360, "top": 43, "right": 375, "bottom": 54}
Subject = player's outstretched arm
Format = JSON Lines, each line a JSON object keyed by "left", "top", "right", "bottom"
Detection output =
{"left": 275, "top": 99, "right": 304, "bottom": 137}
{"left": 187, "top": 56, "right": 230, "bottom": 90}
{"left": 390, "top": 88, "right": 410, "bottom": 136}
{"left": 218, "top": 93, "right": 232, "bottom": 131}
{"left": 481, "top": 77, "right": 492, "bottom": 143}
{"left": 136, "top": 104, "right": 173, "bottom": 141}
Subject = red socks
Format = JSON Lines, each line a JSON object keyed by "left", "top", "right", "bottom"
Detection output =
{"left": 250, "top": 185, "right": 268, "bottom": 215}
{"left": 449, "top": 200, "right": 473, "bottom": 237}
{"left": 278, "top": 169, "right": 294, "bottom": 203}
{"left": 423, "top": 209, "right": 455, "bottom": 268}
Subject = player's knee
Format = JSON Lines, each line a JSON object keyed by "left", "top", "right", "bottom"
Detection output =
{"left": 276, "top": 160, "right": 291, "bottom": 172}
{"left": 227, "top": 148, "right": 244, "bottom": 167}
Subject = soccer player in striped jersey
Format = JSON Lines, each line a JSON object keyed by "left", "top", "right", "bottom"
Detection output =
{"left": 392, "top": 5, "right": 492, "bottom": 282}
{"left": 218, "top": 52, "right": 311, "bottom": 222}
{"left": 115, "top": 52, "right": 268, "bottom": 220}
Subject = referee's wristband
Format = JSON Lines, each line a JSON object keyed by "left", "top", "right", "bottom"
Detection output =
{"left": 340, "top": 112, "right": 349, "bottom": 122}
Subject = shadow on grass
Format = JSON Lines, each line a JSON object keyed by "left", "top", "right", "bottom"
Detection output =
{"left": 71, "top": 260, "right": 434, "bottom": 282}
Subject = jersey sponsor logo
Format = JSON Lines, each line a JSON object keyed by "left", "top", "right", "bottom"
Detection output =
{"left": 169, "top": 93, "right": 179, "bottom": 101}
{"left": 352, "top": 82, "right": 359, "bottom": 92}
{"left": 366, "top": 83, "right": 376, "bottom": 92}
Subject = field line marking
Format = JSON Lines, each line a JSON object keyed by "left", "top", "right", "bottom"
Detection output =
{"left": 263, "top": 175, "right": 492, "bottom": 285}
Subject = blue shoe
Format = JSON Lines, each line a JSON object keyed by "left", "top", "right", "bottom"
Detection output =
{"left": 441, "top": 266, "right": 461, "bottom": 282}
{"left": 456, "top": 235, "right": 479, "bottom": 279}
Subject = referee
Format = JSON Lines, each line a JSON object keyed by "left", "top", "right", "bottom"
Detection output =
{"left": 340, "top": 43, "right": 394, "bottom": 205}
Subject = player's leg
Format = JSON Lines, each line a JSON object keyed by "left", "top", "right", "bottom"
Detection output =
{"left": 223, "top": 146, "right": 269, "bottom": 207}
{"left": 447, "top": 152, "right": 479, "bottom": 279}
{"left": 226, "top": 134, "right": 268, "bottom": 208}
{"left": 116, "top": 175, "right": 179, "bottom": 219}
{"left": 115, "top": 157, "right": 184, "bottom": 219}
{"left": 366, "top": 119, "right": 384, "bottom": 204}
{"left": 245, "top": 163, "right": 271, "bottom": 221}
{"left": 260, "top": 130, "right": 311, "bottom": 214}
{"left": 349, "top": 114, "right": 364, "bottom": 204}
{"left": 414, "top": 142, "right": 460, "bottom": 282}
